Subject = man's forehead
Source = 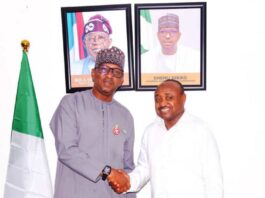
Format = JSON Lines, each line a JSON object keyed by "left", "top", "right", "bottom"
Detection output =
{"left": 159, "top": 27, "right": 179, "bottom": 31}
{"left": 86, "top": 31, "right": 109, "bottom": 37}
{"left": 156, "top": 82, "right": 181, "bottom": 93}
{"left": 101, "top": 63, "right": 121, "bottom": 69}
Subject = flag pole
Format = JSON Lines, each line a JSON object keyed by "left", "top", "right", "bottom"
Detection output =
{"left": 4, "top": 39, "right": 53, "bottom": 198}
{"left": 21, "top": 39, "right": 30, "bottom": 52}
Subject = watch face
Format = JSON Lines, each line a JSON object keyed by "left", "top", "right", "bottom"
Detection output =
{"left": 104, "top": 166, "right": 111, "bottom": 174}
{"left": 105, "top": 167, "right": 111, "bottom": 173}
{"left": 102, "top": 166, "right": 111, "bottom": 181}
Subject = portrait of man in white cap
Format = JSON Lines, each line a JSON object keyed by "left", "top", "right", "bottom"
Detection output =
{"left": 141, "top": 12, "right": 201, "bottom": 74}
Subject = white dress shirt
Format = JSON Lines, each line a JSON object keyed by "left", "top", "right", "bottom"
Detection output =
{"left": 129, "top": 112, "right": 223, "bottom": 198}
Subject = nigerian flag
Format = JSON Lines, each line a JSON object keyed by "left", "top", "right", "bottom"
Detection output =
{"left": 140, "top": 9, "right": 153, "bottom": 54}
{"left": 4, "top": 50, "right": 53, "bottom": 198}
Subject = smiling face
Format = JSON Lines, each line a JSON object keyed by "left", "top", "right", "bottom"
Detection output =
{"left": 155, "top": 80, "right": 186, "bottom": 130}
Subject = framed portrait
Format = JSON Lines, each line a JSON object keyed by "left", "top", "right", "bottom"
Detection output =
{"left": 135, "top": 2, "right": 206, "bottom": 91}
{"left": 61, "top": 4, "right": 134, "bottom": 93}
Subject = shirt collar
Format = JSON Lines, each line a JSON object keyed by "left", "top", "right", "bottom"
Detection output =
{"left": 88, "top": 89, "right": 115, "bottom": 105}
{"left": 155, "top": 110, "right": 188, "bottom": 132}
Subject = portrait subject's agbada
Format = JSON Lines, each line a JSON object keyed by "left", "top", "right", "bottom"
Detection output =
{"left": 141, "top": 13, "right": 200, "bottom": 74}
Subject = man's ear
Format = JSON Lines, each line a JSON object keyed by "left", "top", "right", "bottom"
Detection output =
{"left": 91, "top": 68, "right": 95, "bottom": 82}
{"left": 181, "top": 93, "right": 186, "bottom": 105}
{"left": 109, "top": 38, "right": 112, "bottom": 46}
{"left": 177, "top": 32, "right": 181, "bottom": 41}
{"left": 119, "top": 78, "right": 124, "bottom": 87}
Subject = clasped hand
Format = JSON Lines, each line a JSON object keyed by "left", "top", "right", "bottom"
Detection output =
{"left": 107, "top": 169, "right": 130, "bottom": 194}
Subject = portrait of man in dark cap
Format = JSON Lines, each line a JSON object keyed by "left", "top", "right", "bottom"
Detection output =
{"left": 63, "top": 7, "right": 133, "bottom": 91}
{"left": 71, "top": 14, "right": 113, "bottom": 75}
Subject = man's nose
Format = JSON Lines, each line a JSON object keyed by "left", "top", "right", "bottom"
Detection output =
{"left": 105, "top": 69, "right": 114, "bottom": 78}
{"left": 165, "top": 32, "right": 171, "bottom": 38}
{"left": 158, "top": 98, "right": 167, "bottom": 106}
{"left": 91, "top": 37, "right": 100, "bottom": 43}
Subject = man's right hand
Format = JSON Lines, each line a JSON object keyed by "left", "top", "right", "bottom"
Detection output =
{"left": 107, "top": 168, "right": 130, "bottom": 194}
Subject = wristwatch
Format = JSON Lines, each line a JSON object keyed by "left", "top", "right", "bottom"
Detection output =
{"left": 102, "top": 165, "right": 112, "bottom": 181}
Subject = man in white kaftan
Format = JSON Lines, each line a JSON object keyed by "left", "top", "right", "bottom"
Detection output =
{"left": 129, "top": 111, "right": 223, "bottom": 198}
{"left": 108, "top": 80, "right": 223, "bottom": 198}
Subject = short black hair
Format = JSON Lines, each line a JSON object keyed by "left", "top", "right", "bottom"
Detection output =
{"left": 163, "top": 79, "right": 185, "bottom": 95}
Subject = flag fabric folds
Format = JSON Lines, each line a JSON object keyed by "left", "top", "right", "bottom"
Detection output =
{"left": 4, "top": 51, "right": 53, "bottom": 198}
{"left": 140, "top": 9, "right": 153, "bottom": 54}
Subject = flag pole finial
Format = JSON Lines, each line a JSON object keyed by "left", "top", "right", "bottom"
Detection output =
{"left": 21, "top": 40, "right": 30, "bottom": 52}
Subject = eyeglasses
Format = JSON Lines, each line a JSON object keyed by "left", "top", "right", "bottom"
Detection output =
{"left": 85, "top": 33, "right": 109, "bottom": 44}
{"left": 96, "top": 65, "right": 124, "bottom": 78}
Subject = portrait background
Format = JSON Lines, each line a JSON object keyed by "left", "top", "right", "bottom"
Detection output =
{"left": 144, "top": 8, "right": 201, "bottom": 52}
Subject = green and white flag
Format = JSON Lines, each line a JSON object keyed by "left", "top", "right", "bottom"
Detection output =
{"left": 4, "top": 51, "right": 53, "bottom": 198}
{"left": 140, "top": 9, "right": 153, "bottom": 54}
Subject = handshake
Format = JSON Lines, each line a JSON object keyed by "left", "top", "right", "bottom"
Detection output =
{"left": 106, "top": 168, "right": 131, "bottom": 194}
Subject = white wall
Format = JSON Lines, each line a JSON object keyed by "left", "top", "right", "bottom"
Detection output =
{"left": 1, "top": 0, "right": 265, "bottom": 197}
